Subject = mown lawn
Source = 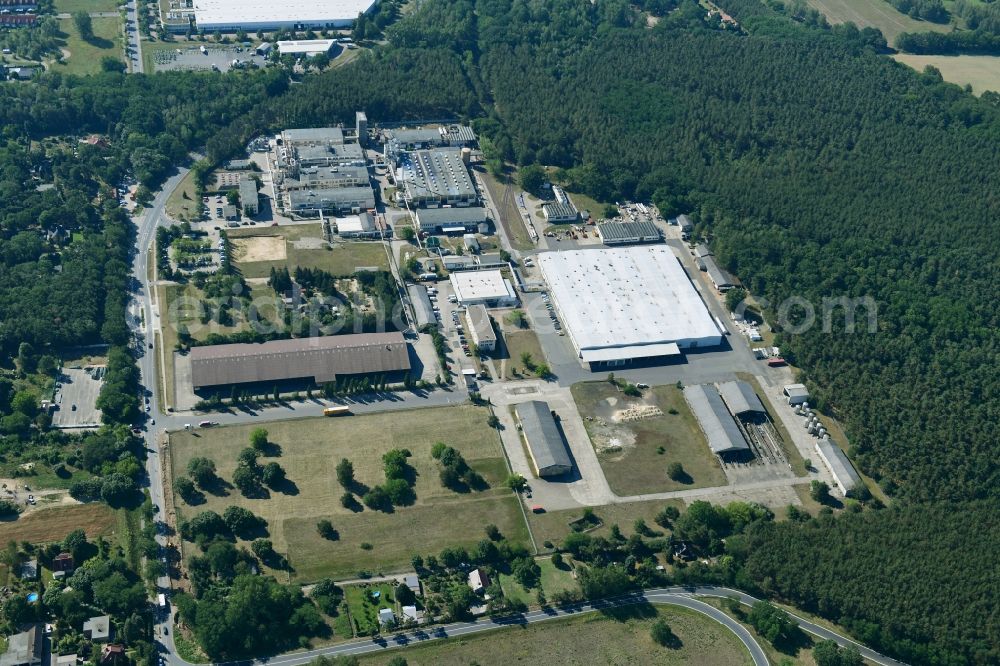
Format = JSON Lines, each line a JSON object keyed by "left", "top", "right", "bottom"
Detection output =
{"left": 170, "top": 405, "right": 527, "bottom": 581}
{"left": 52, "top": 17, "right": 123, "bottom": 76}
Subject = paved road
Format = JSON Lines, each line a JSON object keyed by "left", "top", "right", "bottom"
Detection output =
{"left": 124, "top": 0, "right": 143, "bottom": 73}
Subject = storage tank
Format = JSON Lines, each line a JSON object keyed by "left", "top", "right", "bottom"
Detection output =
{"left": 461, "top": 147, "right": 472, "bottom": 164}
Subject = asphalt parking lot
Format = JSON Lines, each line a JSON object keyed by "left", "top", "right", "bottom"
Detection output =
{"left": 51, "top": 367, "right": 104, "bottom": 427}
{"left": 151, "top": 46, "right": 265, "bottom": 73}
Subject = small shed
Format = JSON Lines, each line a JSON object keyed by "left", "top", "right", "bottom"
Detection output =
{"left": 377, "top": 608, "right": 395, "bottom": 627}
{"left": 783, "top": 384, "right": 809, "bottom": 406}
{"left": 463, "top": 233, "right": 480, "bottom": 253}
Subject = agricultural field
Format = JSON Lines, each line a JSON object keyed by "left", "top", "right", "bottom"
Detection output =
{"left": 805, "top": 0, "right": 952, "bottom": 45}
{"left": 573, "top": 382, "right": 727, "bottom": 495}
{"left": 228, "top": 225, "right": 389, "bottom": 278}
{"left": 360, "top": 605, "right": 754, "bottom": 665}
{"left": 169, "top": 405, "right": 528, "bottom": 581}
{"left": 52, "top": 17, "right": 124, "bottom": 76}
{"left": 892, "top": 54, "right": 1000, "bottom": 94}
{"left": 0, "top": 503, "right": 117, "bottom": 544}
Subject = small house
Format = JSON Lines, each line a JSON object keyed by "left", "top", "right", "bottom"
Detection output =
{"left": 404, "top": 574, "right": 420, "bottom": 595}
{"left": 99, "top": 646, "right": 124, "bottom": 666}
{"left": 83, "top": 616, "right": 112, "bottom": 644}
{"left": 52, "top": 552, "right": 74, "bottom": 573}
{"left": 18, "top": 559, "right": 38, "bottom": 581}
{"left": 467, "top": 568, "right": 490, "bottom": 594}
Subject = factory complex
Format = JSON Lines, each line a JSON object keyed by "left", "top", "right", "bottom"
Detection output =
{"left": 537, "top": 246, "right": 722, "bottom": 368}
{"left": 191, "top": 0, "right": 377, "bottom": 32}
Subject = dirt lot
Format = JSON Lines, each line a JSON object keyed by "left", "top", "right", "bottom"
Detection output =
{"left": 573, "top": 382, "right": 728, "bottom": 495}
{"left": 0, "top": 503, "right": 117, "bottom": 544}
{"left": 169, "top": 405, "right": 528, "bottom": 581}
{"left": 231, "top": 235, "right": 287, "bottom": 263}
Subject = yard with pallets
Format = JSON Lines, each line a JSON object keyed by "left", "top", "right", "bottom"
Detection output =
{"left": 169, "top": 405, "right": 529, "bottom": 582}
{"left": 573, "top": 382, "right": 728, "bottom": 495}
{"left": 359, "top": 604, "right": 754, "bottom": 665}
{"left": 228, "top": 225, "right": 389, "bottom": 279}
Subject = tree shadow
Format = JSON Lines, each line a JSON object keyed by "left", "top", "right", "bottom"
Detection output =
{"left": 773, "top": 627, "right": 813, "bottom": 656}
{"left": 201, "top": 477, "right": 232, "bottom": 497}
{"left": 232, "top": 522, "right": 269, "bottom": 541}
{"left": 261, "top": 442, "right": 283, "bottom": 457}
{"left": 270, "top": 478, "right": 300, "bottom": 496}
{"left": 599, "top": 602, "right": 658, "bottom": 622}
{"left": 179, "top": 490, "right": 206, "bottom": 506}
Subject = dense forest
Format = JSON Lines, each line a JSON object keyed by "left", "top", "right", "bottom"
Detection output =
{"left": 1, "top": 0, "right": 999, "bottom": 660}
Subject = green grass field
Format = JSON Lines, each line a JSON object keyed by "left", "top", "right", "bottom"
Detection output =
{"left": 498, "top": 330, "right": 547, "bottom": 379}
{"left": 52, "top": 16, "right": 123, "bottom": 76}
{"left": 573, "top": 382, "right": 727, "bottom": 495}
{"left": 55, "top": 0, "right": 120, "bottom": 12}
{"left": 499, "top": 556, "right": 578, "bottom": 605}
{"left": 170, "top": 405, "right": 528, "bottom": 581}
{"left": 892, "top": 54, "right": 1000, "bottom": 94}
{"left": 344, "top": 583, "right": 397, "bottom": 636}
{"left": 165, "top": 169, "right": 202, "bottom": 222}
{"left": 806, "top": 0, "right": 952, "bottom": 45}
{"left": 360, "top": 605, "right": 754, "bottom": 665}
{"left": 228, "top": 225, "right": 389, "bottom": 278}
{"left": 527, "top": 499, "right": 686, "bottom": 551}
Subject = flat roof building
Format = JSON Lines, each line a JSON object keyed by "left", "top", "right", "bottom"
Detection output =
{"left": 335, "top": 212, "right": 379, "bottom": 238}
{"left": 597, "top": 220, "right": 662, "bottom": 246}
{"left": 537, "top": 247, "right": 721, "bottom": 368}
{"left": 238, "top": 177, "right": 258, "bottom": 216}
{"left": 193, "top": 0, "right": 376, "bottom": 32}
{"left": 397, "top": 149, "right": 477, "bottom": 207}
{"left": 514, "top": 401, "right": 573, "bottom": 477}
{"left": 450, "top": 270, "right": 518, "bottom": 307}
{"left": 83, "top": 616, "right": 112, "bottom": 643}
{"left": 289, "top": 143, "right": 366, "bottom": 169}
{"left": 717, "top": 380, "right": 766, "bottom": 416}
{"left": 0, "top": 626, "right": 41, "bottom": 666}
{"left": 465, "top": 304, "right": 496, "bottom": 352}
{"left": 683, "top": 384, "right": 750, "bottom": 455}
{"left": 815, "top": 436, "right": 862, "bottom": 495}
{"left": 276, "top": 39, "right": 339, "bottom": 57}
{"left": 407, "top": 284, "right": 435, "bottom": 328}
{"left": 783, "top": 384, "right": 810, "bottom": 406}
{"left": 283, "top": 165, "right": 369, "bottom": 191}
{"left": 190, "top": 333, "right": 410, "bottom": 389}
{"left": 414, "top": 206, "right": 487, "bottom": 233}
{"left": 281, "top": 127, "right": 344, "bottom": 146}
{"left": 287, "top": 186, "right": 374, "bottom": 215}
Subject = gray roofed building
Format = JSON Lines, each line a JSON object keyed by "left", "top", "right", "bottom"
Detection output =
{"left": 676, "top": 214, "right": 693, "bottom": 232}
{"left": 224, "top": 159, "right": 253, "bottom": 170}
{"left": 465, "top": 304, "right": 496, "bottom": 352}
{"left": 404, "top": 574, "right": 420, "bottom": 594}
{"left": 282, "top": 165, "right": 369, "bottom": 191}
{"left": 83, "top": 616, "right": 112, "bottom": 643}
{"left": 717, "top": 380, "right": 766, "bottom": 416}
{"left": 414, "top": 206, "right": 487, "bottom": 232}
{"left": 282, "top": 127, "right": 344, "bottom": 146}
{"left": 443, "top": 255, "right": 475, "bottom": 271}
{"left": 398, "top": 149, "right": 477, "bottom": 207}
{"left": 388, "top": 128, "right": 443, "bottom": 147}
{"left": 683, "top": 384, "right": 749, "bottom": 455}
{"left": 463, "top": 234, "right": 480, "bottom": 253}
{"left": 476, "top": 252, "right": 505, "bottom": 269}
{"left": 783, "top": 384, "right": 809, "bottom": 406}
{"left": 702, "top": 255, "right": 736, "bottom": 292}
{"left": 51, "top": 654, "right": 76, "bottom": 666}
{"left": 694, "top": 243, "right": 713, "bottom": 259}
{"left": 238, "top": 177, "right": 258, "bottom": 216}
{"left": 514, "top": 401, "right": 573, "bottom": 477}
{"left": 597, "top": 220, "right": 662, "bottom": 246}
{"left": 0, "top": 625, "right": 42, "bottom": 666}
{"left": 190, "top": 333, "right": 410, "bottom": 389}
{"left": 292, "top": 143, "right": 366, "bottom": 168}
{"left": 407, "top": 284, "right": 435, "bottom": 328}
{"left": 542, "top": 201, "right": 578, "bottom": 223}
{"left": 815, "top": 437, "right": 862, "bottom": 495}
{"left": 287, "top": 186, "right": 374, "bottom": 215}
{"left": 18, "top": 559, "right": 37, "bottom": 580}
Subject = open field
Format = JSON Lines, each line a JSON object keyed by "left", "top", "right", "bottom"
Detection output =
{"left": 165, "top": 169, "right": 201, "bottom": 222}
{"left": 52, "top": 17, "right": 123, "bottom": 76}
{"left": 170, "top": 405, "right": 528, "bottom": 581}
{"left": 0, "top": 503, "right": 117, "bottom": 544}
{"left": 498, "top": 329, "right": 547, "bottom": 379}
{"left": 361, "top": 605, "right": 753, "bottom": 665}
{"left": 806, "top": 0, "right": 951, "bottom": 44}
{"left": 499, "top": 556, "right": 578, "bottom": 605}
{"left": 55, "top": 0, "right": 120, "bottom": 12}
{"left": 893, "top": 54, "right": 1000, "bottom": 94}
{"left": 228, "top": 226, "right": 389, "bottom": 278}
{"left": 573, "top": 382, "right": 727, "bottom": 495}
{"left": 527, "top": 499, "right": 686, "bottom": 551}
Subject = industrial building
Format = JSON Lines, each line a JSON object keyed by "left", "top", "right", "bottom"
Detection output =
{"left": 443, "top": 255, "right": 475, "bottom": 271}
{"left": 815, "top": 436, "right": 862, "bottom": 495}
{"left": 702, "top": 255, "right": 737, "bottom": 292}
{"left": 683, "top": 384, "right": 750, "bottom": 455}
{"left": 282, "top": 165, "right": 369, "bottom": 192}
{"left": 276, "top": 39, "right": 339, "bottom": 58}
{"left": 414, "top": 206, "right": 487, "bottom": 233}
{"left": 287, "top": 187, "right": 374, "bottom": 215}
{"left": 407, "top": 285, "right": 435, "bottom": 328}
{"left": 238, "top": 177, "right": 259, "bottom": 216}
{"left": 287, "top": 143, "right": 366, "bottom": 169}
{"left": 384, "top": 126, "right": 476, "bottom": 151}
{"left": 597, "top": 220, "right": 662, "bottom": 246}
{"left": 717, "top": 380, "right": 766, "bottom": 416}
{"left": 542, "top": 201, "right": 578, "bottom": 223}
{"left": 537, "top": 247, "right": 722, "bottom": 368}
{"left": 192, "top": 0, "right": 377, "bottom": 32}
{"left": 514, "top": 401, "right": 573, "bottom": 477}
{"left": 783, "top": 384, "right": 810, "bottom": 406}
{"left": 396, "top": 149, "right": 477, "bottom": 207}
{"left": 450, "top": 270, "right": 518, "bottom": 307}
{"left": 281, "top": 127, "right": 344, "bottom": 147}
{"left": 190, "top": 333, "right": 410, "bottom": 390}
{"left": 676, "top": 214, "right": 693, "bottom": 235}
{"left": 335, "top": 212, "right": 381, "bottom": 238}
{"left": 476, "top": 253, "right": 506, "bottom": 269}
{"left": 465, "top": 304, "right": 496, "bottom": 352}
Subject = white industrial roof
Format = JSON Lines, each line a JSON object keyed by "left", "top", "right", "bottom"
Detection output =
{"left": 538, "top": 247, "right": 721, "bottom": 362}
{"left": 450, "top": 270, "right": 515, "bottom": 302}
{"left": 582, "top": 343, "right": 679, "bottom": 363}
{"left": 276, "top": 40, "right": 337, "bottom": 55}
{"left": 194, "top": 0, "right": 375, "bottom": 26}
{"left": 336, "top": 213, "right": 375, "bottom": 233}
